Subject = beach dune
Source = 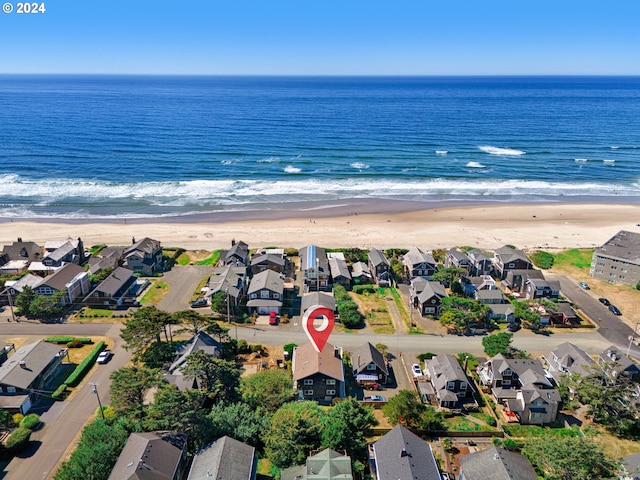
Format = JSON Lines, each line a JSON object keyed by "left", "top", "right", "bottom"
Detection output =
{"left": 1, "top": 203, "right": 639, "bottom": 251}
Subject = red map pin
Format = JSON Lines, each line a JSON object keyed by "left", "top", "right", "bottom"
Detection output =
{"left": 302, "top": 305, "right": 335, "bottom": 353}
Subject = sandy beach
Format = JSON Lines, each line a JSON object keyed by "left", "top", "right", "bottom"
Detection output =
{"left": 1, "top": 202, "right": 639, "bottom": 251}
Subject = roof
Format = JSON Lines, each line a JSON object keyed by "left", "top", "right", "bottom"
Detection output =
{"left": 404, "top": 247, "right": 436, "bottom": 268}
{"left": 417, "top": 281, "right": 448, "bottom": 304}
{"left": 301, "top": 292, "right": 336, "bottom": 312}
{"left": 170, "top": 332, "right": 222, "bottom": 373}
{"left": 595, "top": 230, "right": 640, "bottom": 263}
{"left": 248, "top": 269, "right": 283, "bottom": 295}
{"left": 188, "top": 436, "right": 256, "bottom": 480}
{"left": 446, "top": 248, "right": 471, "bottom": 263}
{"left": 94, "top": 267, "right": 136, "bottom": 296}
{"left": 547, "top": 342, "right": 594, "bottom": 376}
{"left": 250, "top": 253, "right": 285, "bottom": 267}
{"left": 483, "top": 354, "right": 553, "bottom": 388}
{"left": 495, "top": 246, "right": 531, "bottom": 265}
{"left": 282, "top": 448, "right": 353, "bottom": 480}
{"left": 372, "top": 425, "right": 441, "bottom": 480}
{"left": 623, "top": 453, "right": 640, "bottom": 480}
{"left": 459, "top": 446, "right": 538, "bottom": 480}
{"left": 475, "top": 290, "right": 506, "bottom": 301}
{"left": 0, "top": 341, "right": 63, "bottom": 389}
{"left": 293, "top": 343, "right": 344, "bottom": 383}
{"left": 43, "top": 241, "right": 76, "bottom": 263}
{"left": 467, "top": 249, "right": 491, "bottom": 263}
{"left": 88, "top": 247, "right": 123, "bottom": 274}
{"left": 5, "top": 274, "right": 41, "bottom": 293}
{"left": 125, "top": 237, "right": 161, "bottom": 258}
{"left": 226, "top": 240, "right": 249, "bottom": 264}
{"left": 368, "top": 248, "right": 389, "bottom": 268}
{"left": 2, "top": 240, "right": 42, "bottom": 261}
{"left": 329, "top": 257, "right": 351, "bottom": 280}
{"left": 37, "top": 263, "right": 85, "bottom": 291}
{"left": 208, "top": 265, "right": 245, "bottom": 298}
{"left": 352, "top": 342, "right": 389, "bottom": 376}
{"left": 426, "top": 354, "right": 469, "bottom": 391}
{"left": 300, "top": 245, "right": 329, "bottom": 272}
{"left": 108, "top": 431, "right": 186, "bottom": 480}
{"left": 488, "top": 304, "right": 515, "bottom": 316}
{"left": 351, "top": 261, "right": 371, "bottom": 278}
{"left": 599, "top": 346, "right": 640, "bottom": 374}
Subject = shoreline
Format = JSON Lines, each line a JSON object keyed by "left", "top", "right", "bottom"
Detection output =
{"left": 1, "top": 201, "right": 639, "bottom": 251}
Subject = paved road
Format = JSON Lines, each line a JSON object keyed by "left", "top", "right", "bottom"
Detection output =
{"left": 546, "top": 273, "right": 640, "bottom": 359}
{"left": 156, "top": 265, "right": 212, "bottom": 312}
{"left": 2, "top": 323, "right": 130, "bottom": 480}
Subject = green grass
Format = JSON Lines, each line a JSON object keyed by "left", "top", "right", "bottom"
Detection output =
{"left": 140, "top": 280, "right": 169, "bottom": 304}
{"left": 553, "top": 248, "right": 594, "bottom": 271}
{"left": 196, "top": 250, "right": 221, "bottom": 265}
{"left": 176, "top": 253, "right": 191, "bottom": 265}
{"left": 79, "top": 308, "right": 113, "bottom": 318}
{"left": 444, "top": 416, "right": 495, "bottom": 432}
{"left": 503, "top": 423, "right": 581, "bottom": 438}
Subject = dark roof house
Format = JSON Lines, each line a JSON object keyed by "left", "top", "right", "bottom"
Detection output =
{"left": 187, "top": 435, "right": 256, "bottom": 480}
{"left": 459, "top": 446, "right": 538, "bottom": 480}
{"left": 352, "top": 342, "right": 389, "bottom": 386}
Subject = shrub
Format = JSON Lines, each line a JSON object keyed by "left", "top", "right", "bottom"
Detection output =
{"left": 486, "top": 416, "right": 497, "bottom": 427}
{"left": 66, "top": 339, "right": 84, "bottom": 348}
{"left": 636, "top": 281, "right": 640, "bottom": 290}
{"left": 237, "top": 339, "right": 250, "bottom": 354}
{"left": 250, "top": 344, "right": 265, "bottom": 353}
{"left": 284, "top": 343, "right": 297, "bottom": 359}
{"left": 12, "top": 413, "right": 24, "bottom": 425}
{"left": 52, "top": 383, "right": 68, "bottom": 401}
{"left": 284, "top": 248, "right": 299, "bottom": 257}
{"left": 0, "top": 409, "right": 15, "bottom": 428}
{"left": 44, "top": 336, "right": 92, "bottom": 345}
{"left": 353, "top": 284, "right": 376, "bottom": 294}
{"left": 529, "top": 250, "right": 555, "bottom": 269}
{"left": 5, "top": 427, "right": 32, "bottom": 453}
{"left": 417, "top": 352, "right": 435, "bottom": 362}
{"left": 19, "top": 414, "right": 41, "bottom": 430}
{"left": 66, "top": 341, "right": 105, "bottom": 387}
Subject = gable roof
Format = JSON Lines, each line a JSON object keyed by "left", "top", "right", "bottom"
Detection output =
{"left": 426, "top": 354, "right": 469, "bottom": 390}
{"left": 467, "top": 249, "right": 490, "bottom": 263}
{"left": 125, "top": 237, "right": 161, "bottom": 258}
{"left": 2, "top": 240, "right": 42, "bottom": 261}
{"left": 43, "top": 241, "right": 76, "bottom": 263}
{"left": 108, "top": 431, "right": 186, "bottom": 480}
{"left": 351, "top": 261, "right": 371, "bottom": 278}
{"left": 549, "top": 342, "right": 594, "bottom": 376}
{"left": 459, "top": 446, "right": 538, "bottom": 480}
{"left": 292, "top": 343, "right": 344, "bottom": 383}
{"left": 208, "top": 265, "right": 245, "bottom": 299}
{"left": 36, "top": 263, "right": 85, "bottom": 291}
{"left": 368, "top": 248, "right": 389, "bottom": 268}
{"left": 301, "top": 292, "right": 336, "bottom": 313}
{"left": 417, "top": 281, "right": 448, "bottom": 304}
{"left": 373, "top": 425, "right": 441, "bottom": 480}
{"left": 446, "top": 248, "right": 471, "bottom": 263}
{"left": 352, "top": 342, "right": 388, "bottom": 376}
{"left": 170, "top": 332, "right": 222, "bottom": 373}
{"left": 4, "top": 273, "right": 41, "bottom": 293}
{"left": 250, "top": 252, "right": 285, "bottom": 267}
{"left": 404, "top": 247, "right": 436, "bottom": 268}
{"left": 329, "top": 257, "right": 351, "bottom": 280}
{"left": 94, "top": 267, "right": 136, "bottom": 296}
{"left": 226, "top": 240, "right": 249, "bottom": 264}
{"left": 188, "top": 436, "right": 256, "bottom": 480}
{"left": 0, "top": 341, "right": 64, "bottom": 389}
{"left": 495, "top": 246, "right": 531, "bottom": 265}
{"left": 248, "top": 269, "right": 283, "bottom": 295}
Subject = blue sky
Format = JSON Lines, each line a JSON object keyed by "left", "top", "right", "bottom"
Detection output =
{"left": 1, "top": 0, "right": 639, "bottom": 75}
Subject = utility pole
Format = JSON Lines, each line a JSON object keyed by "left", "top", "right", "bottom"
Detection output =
{"left": 7, "top": 289, "right": 16, "bottom": 323}
{"left": 89, "top": 383, "right": 105, "bottom": 419}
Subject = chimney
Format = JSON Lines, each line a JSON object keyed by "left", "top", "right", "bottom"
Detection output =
{"left": 132, "top": 237, "right": 136, "bottom": 244}
{"left": 231, "top": 239, "right": 236, "bottom": 246}
{"left": 400, "top": 448, "right": 410, "bottom": 458}
{"left": 19, "top": 360, "right": 26, "bottom": 369}
{"left": 17, "top": 237, "right": 22, "bottom": 242}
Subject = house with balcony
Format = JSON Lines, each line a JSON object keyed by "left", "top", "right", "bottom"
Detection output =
{"left": 467, "top": 249, "right": 493, "bottom": 276}
{"left": 368, "top": 248, "right": 391, "bottom": 286}
{"left": 493, "top": 246, "right": 532, "bottom": 279}
{"left": 403, "top": 247, "right": 437, "bottom": 280}
{"left": 246, "top": 269, "right": 283, "bottom": 315}
{"left": 524, "top": 275, "right": 561, "bottom": 300}
{"left": 292, "top": 342, "right": 345, "bottom": 404}
{"left": 300, "top": 245, "right": 330, "bottom": 292}
{"left": 424, "top": 354, "right": 475, "bottom": 409}
{"left": 598, "top": 346, "right": 640, "bottom": 382}
{"left": 85, "top": 266, "right": 137, "bottom": 308}
{"left": 445, "top": 248, "right": 473, "bottom": 273}
{"left": 352, "top": 342, "right": 389, "bottom": 388}
{"left": 542, "top": 342, "right": 595, "bottom": 384}
{"left": 33, "top": 263, "right": 91, "bottom": 306}
{"left": 409, "top": 278, "right": 448, "bottom": 318}
{"left": 124, "top": 237, "right": 163, "bottom": 276}
{"left": 590, "top": 230, "right": 640, "bottom": 287}
{"left": 224, "top": 239, "right": 250, "bottom": 266}
{"left": 206, "top": 265, "right": 246, "bottom": 306}
{"left": 250, "top": 252, "right": 286, "bottom": 275}
{"left": 42, "top": 237, "right": 85, "bottom": 267}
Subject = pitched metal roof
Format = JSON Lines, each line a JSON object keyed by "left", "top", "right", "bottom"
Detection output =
{"left": 187, "top": 436, "right": 256, "bottom": 480}
{"left": 372, "top": 425, "right": 441, "bottom": 480}
{"left": 300, "top": 245, "right": 329, "bottom": 272}
{"left": 459, "top": 446, "right": 538, "bottom": 480}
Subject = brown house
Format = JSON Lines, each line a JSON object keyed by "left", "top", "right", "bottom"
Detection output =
{"left": 292, "top": 342, "right": 345, "bottom": 404}
{"left": 493, "top": 246, "right": 532, "bottom": 279}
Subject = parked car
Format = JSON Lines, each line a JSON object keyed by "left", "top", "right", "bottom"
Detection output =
{"left": 97, "top": 350, "right": 113, "bottom": 364}
{"left": 269, "top": 311, "right": 278, "bottom": 325}
{"left": 191, "top": 298, "right": 208, "bottom": 308}
{"left": 507, "top": 322, "right": 521, "bottom": 332}
{"left": 578, "top": 281, "right": 590, "bottom": 290}
{"left": 609, "top": 305, "right": 622, "bottom": 315}
{"left": 411, "top": 364, "right": 423, "bottom": 377}
{"left": 599, "top": 298, "right": 611, "bottom": 306}
{"left": 364, "top": 395, "right": 386, "bottom": 402}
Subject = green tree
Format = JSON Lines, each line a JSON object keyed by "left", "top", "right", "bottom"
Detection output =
{"left": 439, "top": 296, "right": 490, "bottom": 334}
{"left": 55, "top": 418, "right": 130, "bottom": 480}
{"left": 28, "top": 291, "right": 66, "bottom": 319}
{"left": 181, "top": 351, "right": 241, "bottom": 404}
{"left": 482, "top": 332, "right": 514, "bottom": 357}
{"left": 209, "top": 402, "right": 271, "bottom": 448}
{"left": 382, "top": 389, "right": 445, "bottom": 431}
{"left": 240, "top": 368, "right": 293, "bottom": 412}
{"left": 210, "top": 291, "right": 229, "bottom": 316}
{"left": 89, "top": 267, "right": 113, "bottom": 285}
{"left": 263, "top": 401, "right": 324, "bottom": 469}
{"left": 321, "top": 398, "right": 377, "bottom": 463}
{"left": 139, "top": 341, "right": 180, "bottom": 369}
{"left": 523, "top": 434, "right": 619, "bottom": 480}
{"left": 120, "top": 306, "right": 174, "bottom": 358}
{"left": 334, "top": 284, "right": 363, "bottom": 329}
{"left": 173, "top": 309, "right": 222, "bottom": 336}
{"left": 14, "top": 285, "right": 35, "bottom": 315}
{"left": 109, "top": 366, "right": 162, "bottom": 421}
{"left": 431, "top": 266, "right": 466, "bottom": 288}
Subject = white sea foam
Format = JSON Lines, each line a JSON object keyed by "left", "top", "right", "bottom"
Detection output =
{"left": 479, "top": 145, "right": 525, "bottom": 156}
{"left": 603, "top": 159, "right": 615, "bottom": 164}
{"left": 284, "top": 165, "right": 301, "bottom": 173}
{"left": 466, "top": 162, "right": 486, "bottom": 168}
{"left": 257, "top": 157, "right": 280, "bottom": 163}
{"left": 610, "top": 146, "right": 619, "bottom": 150}
{"left": 221, "top": 159, "right": 234, "bottom": 165}
{"left": 435, "top": 150, "right": 448, "bottom": 155}
{"left": 574, "top": 158, "right": 588, "bottom": 162}
{"left": 350, "top": 162, "right": 370, "bottom": 169}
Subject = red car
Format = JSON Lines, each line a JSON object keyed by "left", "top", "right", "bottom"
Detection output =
{"left": 269, "top": 312, "right": 278, "bottom": 325}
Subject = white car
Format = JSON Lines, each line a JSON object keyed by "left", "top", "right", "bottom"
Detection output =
{"left": 97, "top": 350, "right": 113, "bottom": 364}
{"left": 411, "top": 364, "right": 423, "bottom": 377}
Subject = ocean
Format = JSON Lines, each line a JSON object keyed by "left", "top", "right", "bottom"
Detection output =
{"left": 0, "top": 75, "right": 639, "bottom": 219}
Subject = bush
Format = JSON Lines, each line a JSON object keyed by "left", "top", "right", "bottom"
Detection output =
{"left": 5, "top": 427, "right": 32, "bottom": 453}
{"left": 417, "top": 352, "right": 435, "bottom": 362}
{"left": 529, "top": 250, "right": 555, "bottom": 269}
{"left": 12, "top": 413, "right": 24, "bottom": 425}
{"left": 0, "top": 409, "right": 15, "bottom": 428}
{"left": 284, "top": 343, "right": 297, "bottom": 359}
{"left": 284, "top": 248, "right": 299, "bottom": 257}
{"left": 237, "top": 339, "right": 250, "bottom": 354}
{"left": 352, "top": 284, "right": 376, "bottom": 294}
{"left": 19, "top": 414, "right": 41, "bottom": 430}
{"left": 65, "top": 341, "right": 105, "bottom": 387}
{"left": 250, "top": 344, "right": 265, "bottom": 353}
{"left": 44, "top": 336, "right": 92, "bottom": 345}
{"left": 66, "top": 339, "right": 84, "bottom": 348}
{"left": 52, "top": 383, "right": 68, "bottom": 401}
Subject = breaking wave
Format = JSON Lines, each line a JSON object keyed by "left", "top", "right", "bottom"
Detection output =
{"left": 479, "top": 145, "right": 526, "bottom": 156}
{"left": 466, "top": 162, "right": 486, "bottom": 168}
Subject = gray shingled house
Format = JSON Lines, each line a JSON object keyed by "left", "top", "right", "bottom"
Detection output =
{"left": 281, "top": 448, "right": 353, "bottom": 480}
{"left": 351, "top": 342, "right": 389, "bottom": 387}
{"left": 424, "top": 354, "right": 475, "bottom": 409}
{"left": 403, "top": 247, "right": 437, "bottom": 280}
{"left": 493, "top": 246, "right": 532, "bottom": 279}
{"left": 459, "top": 446, "right": 538, "bottom": 480}
{"left": 187, "top": 436, "right": 256, "bottom": 480}
{"left": 124, "top": 237, "right": 164, "bottom": 276}
{"left": 542, "top": 342, "right": 595, "bottom": 384}
{"left": 591, "top": 230, "right": 640, "bottom": 286}
{"left": 247, "top": 269, "right": 283, "bottom": 314}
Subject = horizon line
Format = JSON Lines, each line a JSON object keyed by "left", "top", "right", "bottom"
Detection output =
{"left": 2, "top": 73, "right": 640, "bottom": 78}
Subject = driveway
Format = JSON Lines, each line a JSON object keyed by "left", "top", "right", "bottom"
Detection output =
{"left": 156, "top": 265, "right": 213, "bottom": 312}
{"left": 546, "top": 273, "right": 640, "bottom": 359}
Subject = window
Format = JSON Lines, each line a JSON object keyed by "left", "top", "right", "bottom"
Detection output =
{"left": 7, "top": 386, "right": 16, "bottom": 393}
{"left": 273, "top": 293, "right": 280, "bottom": 299}
{"left": 326, "top": 389, "right": 336, "bottom": 396}
{"left": 447, "top": 381, "right": 455, "bottom": 390}
{"left": 508, "top": 263, "right": 515, "bottom": 268}
{"left": 424, "top": 307, "right": 435, "bottom": 314}
{"left": 367, "top": 364, "right": 377, "bottom": 371}
{"left": 303, "top": 379, "right": 313, "bottom": 385}
{"left": 502, "top": 379, "right": 511, "bottom": 386}
{"left": 261, "top": 290, "right": 270, "bottom": 299}
{"left": 250, "top": 293, "right": 257, "bottom": 299}
{"left": 532, "top": 412, "right": 542, "bottom": 419}
{"left": 304, "top": 390, "right": 313, "bottom": 396}
{"left": 326, "top": 379, "right": 336, "bottom": 385}
{"left": 460, "top": 382, "right": 467, "bottom": 390}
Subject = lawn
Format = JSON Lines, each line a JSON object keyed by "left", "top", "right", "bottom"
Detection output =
{"left": 140, "top": 280, "right": 169, "bottom": 304}
{"left": 444, "top": 416, "right": 495, "bottom": 432}
{"left": 552, "top": 248, "right": 594, "bottom": 273}
{"left": 502, "top": 423, "right": 580, "bottom": 438}
{"left": 196, "top": 250, "right": 221, "bottom": 265}
{"left": 78, "top": 307, "right": 113, "bottom": 318}
{"left": 349, "top": 290, "right": 395, "bottom": 334}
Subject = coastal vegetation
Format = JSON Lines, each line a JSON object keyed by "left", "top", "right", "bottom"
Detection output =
{"left": 139, "top": 279, "right": 169, "bottom": 304}
{"left": 529, "top": 250, "right": 555, "bottom": 269}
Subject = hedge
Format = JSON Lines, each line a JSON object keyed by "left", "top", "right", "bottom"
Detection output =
{"left": 44, "top": 336, "right": 93, "bottom": 345}
{"left": 65, "top": 341, "right": 105, "bottom": 387}
{"left": 52, "top": 383, "right": 68, "bottom": 401}
{"left": 353, "top": 284, "right": 376, "bottom": 294}
{"left": 5, "top": 427, "right": 32, "bottom": 453}
{"left": 19, "top": 414, "right": 41, "bottom": 430}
